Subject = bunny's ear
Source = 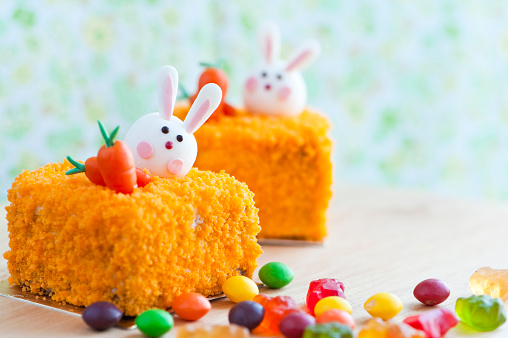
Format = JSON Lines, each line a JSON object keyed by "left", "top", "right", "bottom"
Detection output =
{"left": 157, "top": 65, "right": 179, "bottom": 121}
{"left": 183, "top": 83, "right": 222, "bottom": 134}
{"left": 285, "top": 41, "right": 321, "bottom": 72}
{"left": 258, "top": 22, "right": 280, "bottom": 65}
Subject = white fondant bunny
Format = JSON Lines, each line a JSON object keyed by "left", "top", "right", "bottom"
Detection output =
{"left": 243, "top": 23, "right": 321, "bottom": 117}
{"left": 124, "top": 65, "right": 222, "bottom": 178}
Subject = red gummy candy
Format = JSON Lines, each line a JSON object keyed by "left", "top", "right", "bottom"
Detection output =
{"left": 253, "top": 294, "right": 301, "bottom": 333}
{"left": 403, "top": 308, "right": 458, "bottom": 338}
{"left": 306, "top": 278, "right": 346, "bottom": 315}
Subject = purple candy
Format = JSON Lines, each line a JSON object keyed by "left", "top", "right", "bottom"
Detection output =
{"left": 82, "top": 301, "right": 123, "bottom": 331}
{"left": 228, "top": 300, "right": 265, "bottom": 331}
{"left": 279, "top": 312, "right": 316, "bottom": 338}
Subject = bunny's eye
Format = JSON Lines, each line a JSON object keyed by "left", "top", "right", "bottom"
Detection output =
{"left": 176, "top": 135, "right": 183, "bottom": 142}
{"left": 277, "top": 74, "right": 283, "bottom": 80}
{"left": 161, "top": 126, "right": 169, "bottom": 134}
{"left": 261, "top": 71, "right": 267, "bottom": 78}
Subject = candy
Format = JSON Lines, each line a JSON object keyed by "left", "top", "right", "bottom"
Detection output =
{"left": 229, "top": 301, "right": 265, "bottom": 331}
{"left": 307, "top": 278, "right": 346, "bottom": 315}
{"left": 303, "top": 323, "right": 353, "bottom": 338}
{"left": 253, "top": 294, "right": 300, "bottom": 333}
{"left": 279, "top": 312, "right": 316, "bottom": 338}
{"left": 364, "top": 292, "right": 403, "bottom": 320}
{"left": 403, "top": 308, "right": 458, "bottom": 338}
{"left": 259, "top": 262, "right": 294, "bottom": 289}
{"left": 176, "top": 324, "right": 250, "bottom": 337}
{"left": 455, "top": 294, "right": 507, "bottom": 331}
{"left": 358, "top": 318, "right": 425, "bottom": 338}
{"left": 314, "top": 296, "right": 352, "bottom": 317}
{"left": 82, "top": 301, "right": 123, "bottom": 331}
{"left": 222, "top": 276, "right": 259, "bottom": 303}
{"left": 316, "top": 309, "right": 355, "bottom": 329}
{"left": 135, "top": 309, "right": 174, "bottom": 337}
{"left": 172, "top": 292, "right": 211, "bottom": 321}
{"left": 469, "top": 267, "right": 508, "bottom": 301}
{"left": 413, "top": 279, "right": 450, "bottom": 306}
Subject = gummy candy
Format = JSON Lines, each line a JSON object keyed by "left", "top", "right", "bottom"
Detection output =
{"left": 222, "top": 276, "right": 259, "bottom": 303}
{"left": 253, "top": 294, "right": 300, "bottom": 333}
{"left": 316, "top": 309, "right": 355, "bottom": 329}
{"left": 364, "top": 292, "right": 403, "bottom": 320}
{"left": 358, "top": 318, "right": 425, "bottom": 338}
{"left": 469, "top": 267, "right": 508, "bottom": 302}
{"left": 455, "top": 294, "right": 506, "bottom": 332}
{"left": 307, "top": 278, "right": 346, "bottom": 315}
{"left": 403, "top": 308, "right": 458, "bottom": 338}
{"left": 176, "top": 324, "right": 250, "bottom": 337}
{"left": 303, "top": 322, "right": 353, "bottom": 338}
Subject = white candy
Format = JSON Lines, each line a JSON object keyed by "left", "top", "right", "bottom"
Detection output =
{"left": 124, "top": 65, "right": 222, "bottom": 178}
{"left": 243, "top": 22, "right": 320, "bottom": 117}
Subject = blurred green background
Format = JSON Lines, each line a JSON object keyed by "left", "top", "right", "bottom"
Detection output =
{"left": 2, "top": 1, "right": 508, "bottom": 200}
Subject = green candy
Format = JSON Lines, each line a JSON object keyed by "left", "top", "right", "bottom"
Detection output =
{"left": 135, "top": 309, "right": 174, "bottom": 337}
{"left": 258, "top": 262, "right": 294, "bottom": 289}
{"left": 455, "top": 294, "right": 506, "bottom": 332}
{"left": 303, "top": 323, "right": 353, "bottom": 338}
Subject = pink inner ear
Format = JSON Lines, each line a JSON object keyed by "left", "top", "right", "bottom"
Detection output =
{"left": 137, "top": 141, "right": 153, "bottom": 159}
{"left": 163, "top": 75, "right": 173, "bottom": 120}
{"left": 286, "top": 50, "right": 312, "bottom": 72}
{"left": 186, "top": 99, "right": 210, "bottom": 133}
{"left": 266, "top": 36, "right": 272, "bottom": 63}
{"left": 278, "top": 86, "right": 291, "bottom": 100}
{"left": 246, "top": 77, "right": 258, "bottom": 92}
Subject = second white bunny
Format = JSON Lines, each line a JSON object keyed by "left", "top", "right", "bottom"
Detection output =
{"left": 243, "top": 23, "right": 321, "bottom": 117}
{"left": 124, "top": 65, "right": 222, "bottom": 178}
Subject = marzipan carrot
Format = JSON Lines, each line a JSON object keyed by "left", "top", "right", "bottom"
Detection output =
{"left": 136, "top": 168, "right": 152, "bottom": 188}
{"left": 96, "top": 121, "right": 137, "bottom": 194}
{"left": 66, "top": 156, "right": 106, "bottom": 186}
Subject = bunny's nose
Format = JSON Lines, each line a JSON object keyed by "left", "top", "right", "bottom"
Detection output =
{"left": 265, "top": 84, "right": 271, "bottom": 90}
{"left": 168, "top": 158, "right": 184, "bottom": 175}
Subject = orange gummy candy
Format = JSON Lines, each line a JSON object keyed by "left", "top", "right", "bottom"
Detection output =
{"left": 469, "top": 267, "right": 508, "bottom": 302}
{"left": 253, "top": 294, "right": 300, "bottom": 333}
{"left": 359, "top": 318, "right": 425, "bottom": 338}
{"left": 177, "top": 324, "right": 249, "bottom": 338}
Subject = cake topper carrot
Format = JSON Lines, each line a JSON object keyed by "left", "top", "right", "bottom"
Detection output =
{"left": 243, "top": 22, "right": 320, "bottom": 116}
{"left": 124, "top": 65, "right": 222, "bottom": 178}
{"left": 66, "top": 122, "right": 151, "bottom": 192}
{"left": 189, "top": 61, "right": 235, "bottom": 120}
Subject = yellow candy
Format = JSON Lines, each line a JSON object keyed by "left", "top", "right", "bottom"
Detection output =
{"left": 314, "top": 296, "right": 353, "bottom": 317}
{"left": 222, "top": 276, "right": 259, "bottom": 303}
{"left": 364, "top": 292, "right": 403, "bottom": 320}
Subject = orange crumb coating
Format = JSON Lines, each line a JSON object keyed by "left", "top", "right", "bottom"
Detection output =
{"left": 174, "top": 104, "right": 333, "bottom": 241}
{"left": 4, "top": 161, "right": 262, "bottom": 316}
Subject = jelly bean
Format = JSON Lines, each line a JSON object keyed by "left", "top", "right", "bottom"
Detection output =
{"left": 403, "top": 308, "right": 458, "bottom": 338}
{"left": 82, "top": 301, "right": 123, "bottom": 331}
{"left": 306, "top": 278, "right": 346, "bottom": 316}
{"left": 316, "top": 309, "right": 355, "bottom": 329}
{"left": 135, "top": 309, "right": 174, "bottom": 337}
{"left": 314, "top": 296, "right": 352, "bottom": 317}
{"left": 358, "top": 318, "right": 425, "bottom": 338}
{"left": 364, "top": 292, "right": 402, "bottom": 320}
{"left": 222, "top": 276, "right": 259, "bottom": 303}
{"left": 259, "top": 262, "right": 294, "bottom": 289}
{"left": 172, "top": 292, "right": 211, "bottom": 321}
{"left": 303, "top": 322, "right": 353, "bottom": 338}
{"left": 413, "top": 279, "right": 450, "bottom": 306}
{"left": 177, "top": 324, "right": 250, "bottom": 337}
{"left": 254, "top": 294, "right": 300, "bottom": 333}
{"left": 229, "top": 300, "right": 265, "bottom": 331}
{"left": 455, "top": 294, "right": 506, "bottom": 331}
{"left": 279, "top": 312, "right": 316, "bottom": 338}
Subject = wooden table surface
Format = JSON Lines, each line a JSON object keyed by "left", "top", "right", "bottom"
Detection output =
{"left": 1, "top": 185, "right": 507, "bottom": 337}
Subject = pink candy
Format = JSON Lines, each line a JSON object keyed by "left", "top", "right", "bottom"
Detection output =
{"left": 306, "top": 278, "right": 345, "bottom": 316}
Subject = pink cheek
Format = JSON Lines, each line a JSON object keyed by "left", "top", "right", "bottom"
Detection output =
{"left": 245, "top": 76, "right": 258, "bottom": 92}
{"left": 137, "top": 141, "right": 153, "bottom": 159}
{"left": 278, "top": 86, "right": 291, "bottom": 101}
{"left": 167, "top": 158, "right": 184, "bottom": 175}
